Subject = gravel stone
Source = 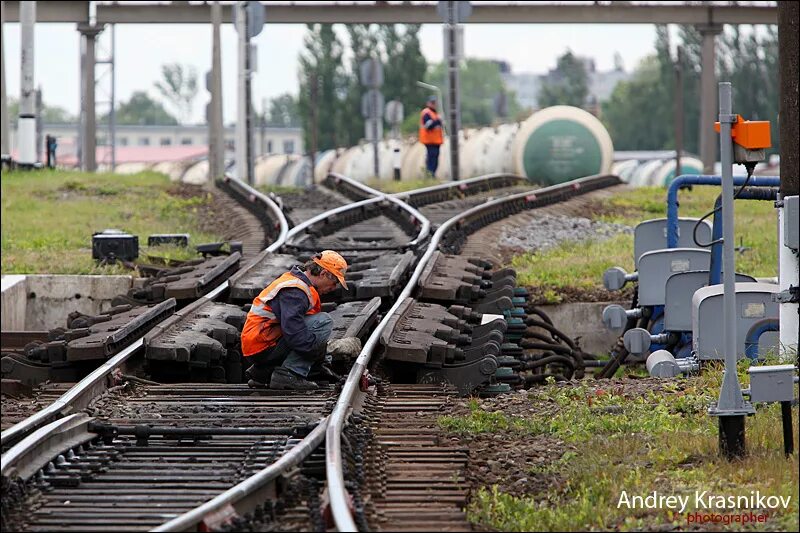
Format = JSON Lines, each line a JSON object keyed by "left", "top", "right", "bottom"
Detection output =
{"left": 499, "top": 214, "right": 633, "bottom": 253}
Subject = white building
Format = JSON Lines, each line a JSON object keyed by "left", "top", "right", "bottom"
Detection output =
{"left": 6, "top": 123, "right": 304, "bottom": 165}
{"left": 501, "top": 57, "right": 631, "bottom": 111}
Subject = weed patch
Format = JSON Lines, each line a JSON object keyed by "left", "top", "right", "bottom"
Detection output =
{"left": 510, "top": 185, "right": 777, "bottom": 301}
{"left": 1, "top": 169, "right": 222, "bottom": 274}
{"left": 441, "top": 370, "right": 798, "bottom": 531}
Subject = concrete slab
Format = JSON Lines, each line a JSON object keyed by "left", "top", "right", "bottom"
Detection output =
{"left": 1, "top": 275, "right": 28, "bottom": 330}
{"left": 1, "top": 275, "right": 134, "bottom": 331}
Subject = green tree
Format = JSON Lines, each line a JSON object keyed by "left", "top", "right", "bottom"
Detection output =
{"left": 601, "top": 24, "right": 779, "bottom": 155}
{"left": 107, "top": 91, "right": 178, "bottom": 125}
{"left": 298, "top": 24, "right": 346, "bottom": 152}
{"left": 601, "top": 56, "right": 672, "bottom": 151}
{"left": 154, "top": 63, "right": 198, "bottom": 124}
{"left": 537, "top": 50, "right": 589, "bottom": 108}
{"left": 266, "top": 93, "right": 300, "bottom": 128}
{"left": 381, "top": 24, "right": 428, "bottom": 135}
{"left": 339, "top": 24, "right": 382, "bottom": 146}
{"left": 426, "top": 59, "right": 520, "bottom": 128}
{"left": 7, "top": 97, "right": 75, "bottom": 123}
{"left": 717, "top": 25, "right": 779, "bottom": 154}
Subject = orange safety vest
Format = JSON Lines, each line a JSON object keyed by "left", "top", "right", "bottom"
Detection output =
{"left": 241, "top": 271, "right": 321, "bottom": 357}
{"left": 419, "top": 108, "right": 444, "bottom": 145}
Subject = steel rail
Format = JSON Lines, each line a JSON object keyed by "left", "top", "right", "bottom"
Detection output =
{"left": 1, "top": 172, "right": 430, "bottom": 530}
{"left": 1, "top": 413, "right": 94, "bottom": 479}
{"left": 391, "top": 173, "right": 527, "bottom": 207}
{"left": 150, "top": 178, "right": 430, "bottom": 530}
{"left": 325, "top": 173, "right": 431, "bottom": 246}
{"left": 1, "top": 175, "right": 288, "bottom": 452}
{"left": 326, "top": 174, "right": 621, "bottom": 531}
{"left": 152, "top": 416, "right": 328, "bottom": 532}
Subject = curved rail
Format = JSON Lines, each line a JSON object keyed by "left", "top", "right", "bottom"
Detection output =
{"left": 392, "top": 173, "right": 527, "bottom": 207}
{"left": 284, "top": 174, "right": 430, "bottom": 250}
{"left": 324, "top": 172, "right": 528, "bottom": 209}
{"left": 152, "top": 417, "right": 328, "bottom": 532}
{"left": 1, "top": 175, "right": 289, "bottom": 451}
{"left": 219, "top": 173, "right": 290, "bottom": 250}
{"left": 1, "top": 171, "right": 431, "bottom": 531}
{"left": 326, "top": 174, "right": 622, "bottom": 531}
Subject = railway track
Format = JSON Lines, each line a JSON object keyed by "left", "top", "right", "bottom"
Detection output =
{"left": 2, "top": 171, "right": 621, "bottom": 531}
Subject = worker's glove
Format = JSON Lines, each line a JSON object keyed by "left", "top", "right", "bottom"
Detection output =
{"left": 327, "top": 337, "right": 362, "bottom": 358}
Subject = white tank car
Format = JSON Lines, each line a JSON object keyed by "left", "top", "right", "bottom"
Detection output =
{"left": 511, "top": 105, "right": 614, "bottom": 184}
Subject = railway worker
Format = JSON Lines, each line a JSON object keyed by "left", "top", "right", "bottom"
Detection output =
{"left": 419, "top": 96, "right": 444, "bottom": 178}
{"left": 241, "top": 250, "right": 363, "bottom": 390}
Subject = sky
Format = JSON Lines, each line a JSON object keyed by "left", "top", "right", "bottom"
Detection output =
{"left": 2, "top": 20, "right": 660, "bottom": 125}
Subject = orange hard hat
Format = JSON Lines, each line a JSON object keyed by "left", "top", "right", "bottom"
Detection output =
{"left": 312, "top": 250, "right": 348, "bottom": 290}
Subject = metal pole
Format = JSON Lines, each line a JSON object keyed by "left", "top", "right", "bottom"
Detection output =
{"left": 235, "top": 2, "right": 248, "bottom": 183}
{"left": 446, "top": 1, "right": 460, "bottom": 181}
{"left": 245, "top": 30, "right": 254, "bottom": 185}
{"left": 110, "top": 24, "right": 115, "bottom": 171}
{"left": 209, "top": 1, "right": 224, "bottom": 181}
{"left": 698, "top": 25, "right": 722, "bottom": 174}
{"left": 1, "top": 0, "right": 9, "bottom": 156}
{"left": 79, "top": 23, "right": 102, "bottom": 172}
{"left": 35, "top": 87, "right": 41, "bottom": 162}
{"left": 309, "top": 71, "right": 318, "bottom": 184}
{"left": 18, "top": 0, "right": 36, "bottom": 166}
{"left": 713, "top": 81, "right": 750, "bottom": 459}
{"left": 371, "top": 58, "right": 379, "bottom": 179}
{"left": 781, "top": 401, "right": 794, "bottom": 456}
{"left": 674, "top": 46, "right": 683, "bottom": 179}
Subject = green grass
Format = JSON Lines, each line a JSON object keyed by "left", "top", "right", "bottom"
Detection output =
{"left": 1, "top": 169, "right": 223, "bottom": 274}
{"left": 440, "top": 362, "right": 799, "bottom": 531}
{"left": 511, "top": 185, "right": 778, "bottom": 293}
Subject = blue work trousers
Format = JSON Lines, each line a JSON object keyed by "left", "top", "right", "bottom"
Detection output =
{"left": 425, "top": 144, "right": 440, "bottom": 177}
{"left": 246, "top": 312, "right": 333, "bottom": 380}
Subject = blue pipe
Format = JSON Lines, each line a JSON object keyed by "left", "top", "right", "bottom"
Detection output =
{"left": 709, "top": 187, "right": 779, "bottom": 285}
{"left": 666, "top": 175, "right": 780, "bottom": 248}
{"left": 745, "top": 318, "right": 780, "bottom": 360}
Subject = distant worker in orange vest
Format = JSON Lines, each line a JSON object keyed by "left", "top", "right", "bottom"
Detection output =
{"left": 419, "top": 96, "right": 444, "bottom": 177}
{"left": 240, "top": 250, "right": 362, "bottom": 390}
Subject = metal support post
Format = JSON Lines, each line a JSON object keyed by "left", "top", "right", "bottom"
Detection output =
{"left": 1, "top": 0, "right": 9, "bottom": 155}
{"left": 18, "top": 0, "right": 36, "bottom": 166}
{"left": 445, "top": 2, "right": 461, "bottom": 181}
{"left": 709, "top": 82, "right": 754, "bottom": 460}
{"left": 781, "top": 401, "right": 794, "bottom": 456}
{"left": 110, "top": 24, "right": 116, "bottom": 170}
{"left": 698, "top": 24, "right": 722, "bottom": 174}
{"left": 235, "top": 2, "right": 249, "bottom": 183}
{"left": 371, "top": 59, "right": 379, "bottom": 179}
{"left": 209, "top": 1, "right": 224, "bottom": 181}
{"left": 78, "top": 22, "right": 104, "bottom": 172}
{"left": 674, "top": 46, "right": 683, "bottom": 178}
{"left": 309, "top": 71, "right": 319, "bottom": 185}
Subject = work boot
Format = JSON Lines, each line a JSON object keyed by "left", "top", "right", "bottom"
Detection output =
{"left": 247, "top": 378, "right": 267, "bottom": 389}
{"left": 269, "top": 367, "right": 319, "bottom": 391}
{"left": 307, "top": 362, "right": 342, "bottom": 384}
{"left": 246, "top": 364, "right": 275, "bottom": 385}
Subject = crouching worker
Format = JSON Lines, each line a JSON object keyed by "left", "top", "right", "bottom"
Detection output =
{"left": 241, "top": 250, "right": 363, "bottom": 390}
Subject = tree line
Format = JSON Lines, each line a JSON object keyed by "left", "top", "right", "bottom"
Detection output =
{"left": 295, "top": 23, "right": 522, "bottom": 152}
{"left": 601, "top": 24, "right": 779, "bottom": 155}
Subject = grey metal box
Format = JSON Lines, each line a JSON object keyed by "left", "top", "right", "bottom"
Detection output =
{"left": 784, "top": 195, "right": 798, "bottom": 252}
{"left": 638, "top": 248, "right": 711, "bottom": 306}
{"left": 748, "top": 365, "right": 796, "bottom": 403}
{"left": 634, "top": 218, "right": 712, "bottom": 268}
{"left": 664, "top": 270, "right": 756, "bottom": 332}
{"left": 692, "top": 282, "right": 780, "bottom": 360}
